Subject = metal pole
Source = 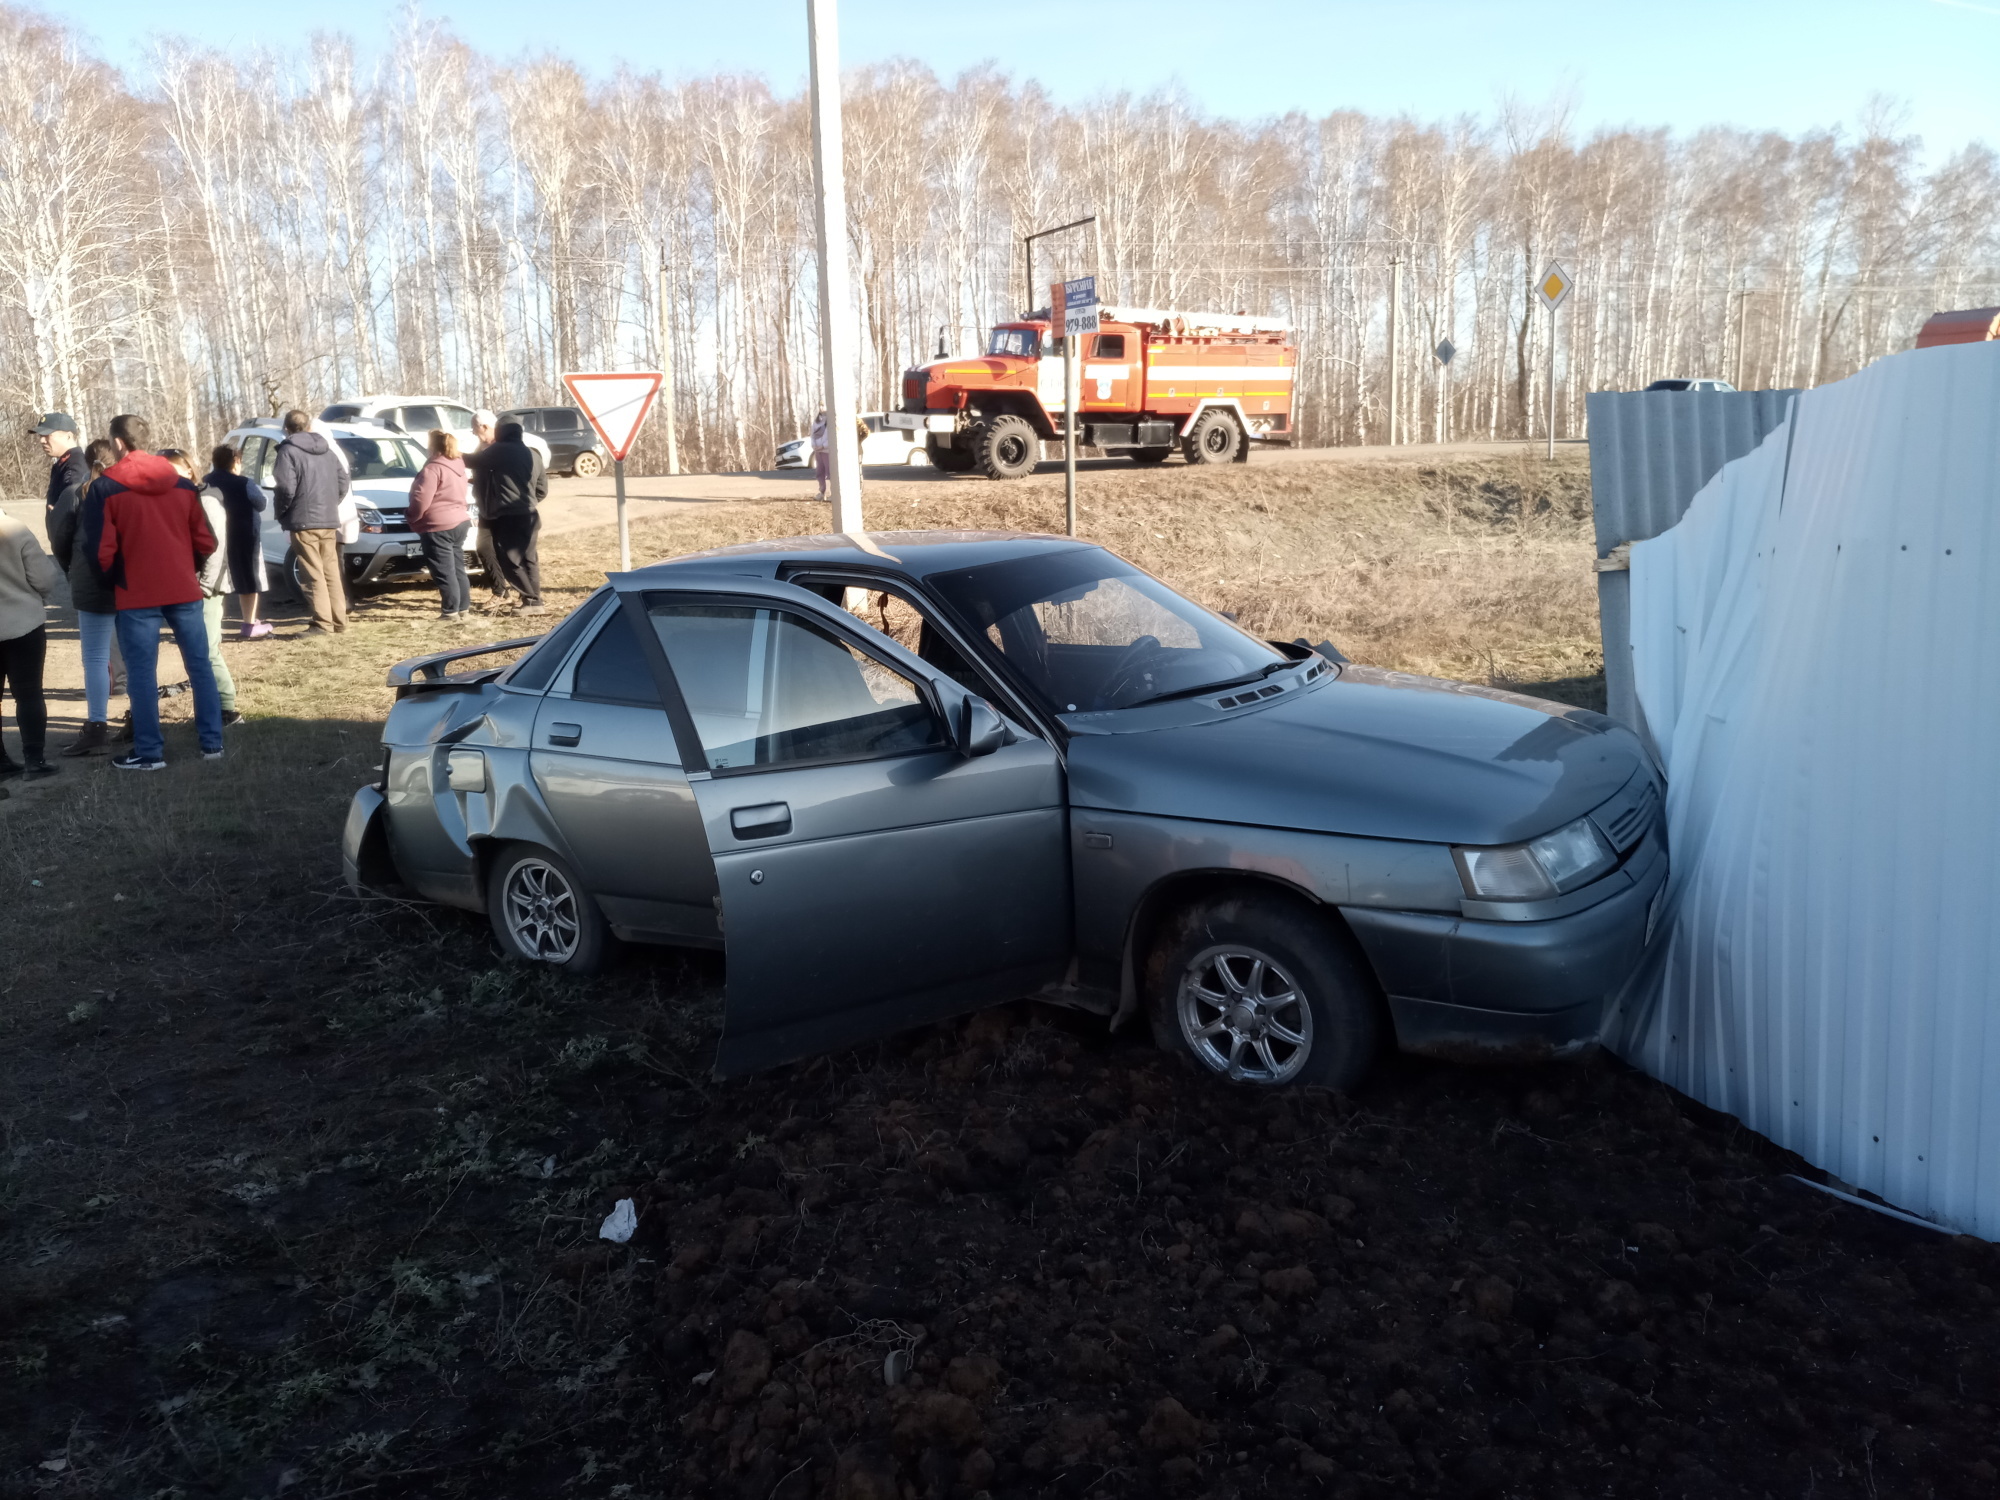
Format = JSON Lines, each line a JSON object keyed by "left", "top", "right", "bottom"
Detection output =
{"left": 1064, "top": 332, "right": 1078, "bottom": 536}
{"left": 1024, "top": 236, "right": 1033, "bottom": 321}
{"left": 1735, "top": 290, "right": 1750, "bottom": 391}
{"left": 1546, "top": 304, "right": 1557, "bottom": 461}
{"left": 1387, "top": 257, "right": 1402, "bottom": 446}
{"left": 657, "top": 262, "right": 679, "bottom": 476}
{"left": 806, "top": 0, "right": 862, "bottom": 532}
{"left": 614, "top": 457, "right": 630, "bottom": 572}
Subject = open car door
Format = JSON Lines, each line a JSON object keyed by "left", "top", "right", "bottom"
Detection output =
{"left": 630, "top": 590, "right": 1072, "bottom": 1076}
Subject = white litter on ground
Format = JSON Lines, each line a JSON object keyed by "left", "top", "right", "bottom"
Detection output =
{"left": 598, "top": 1198, "right": 638, "bottom": 1243}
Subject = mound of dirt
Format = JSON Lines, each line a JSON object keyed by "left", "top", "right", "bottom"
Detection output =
{"left": 618, "top": 1005, "right": 2000, "bottom": 1499}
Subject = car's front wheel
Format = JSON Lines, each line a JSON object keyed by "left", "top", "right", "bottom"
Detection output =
{"left": 572, "top": 451, "right": 603, "bottom": 477}
{"left": 487, "top": 843, "right": 616, "bottom": 976}
{"left": 1148, "top": 891, "right": 1381, "bottom": 1090}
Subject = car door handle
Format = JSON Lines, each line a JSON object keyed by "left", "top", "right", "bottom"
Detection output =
{"left": 730, "top": 801, "right": 792, "bottom": 839}
{"left": 546, "top": 722, "right": 582, "bottom": 747}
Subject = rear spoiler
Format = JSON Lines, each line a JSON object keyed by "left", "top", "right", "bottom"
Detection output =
{"left": 386, "top": 635, "right": 544, "bottom": 697}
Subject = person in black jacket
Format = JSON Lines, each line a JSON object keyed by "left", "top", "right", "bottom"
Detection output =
{"left": 203, "top": 443, "right": 272, "bottom": 638}
{"left": 46, "top": 438, "right": 121, "bottom": 756}
{"left": 467, "top": 420, "right": 548, "bottom": 614}
{"left": 270, "top": 410, "right": 352, "bottom": 635}
{"left": 33, "top": 413, "right": 89, "bottom": 519}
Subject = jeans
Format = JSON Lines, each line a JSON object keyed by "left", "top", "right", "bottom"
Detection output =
{"left": 78, "top": 609, "right": 116, "bottom": 722}
{"left": 116, "top": 602, "right": 222, "bottom": 761}
{"left": 201, "top": 595, "right": 238, "bottom": 712}
{"left": 292, "top": 528, "right": 347, "bottom": 631}
{"left": 484, "top": 512, "right": 541, "bottom": 605}
{"left": 0, "top": 625, "right": 47, "bottom": 762}
{"left": 418, "top": 523, "right": 471, "bottom": 614}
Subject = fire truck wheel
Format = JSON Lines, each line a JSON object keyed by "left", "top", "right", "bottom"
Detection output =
{"left": 1128, "top": 446, "right": 1174, "bottom": 465}
{"left": 1184, "top": 410, "right": 1244, "bottom": 465}
{"left": 974, "top": 415, "right": 1041, "bottom": 480}
{"left": 927, "top": 439, "right": 975, "bottom": 473}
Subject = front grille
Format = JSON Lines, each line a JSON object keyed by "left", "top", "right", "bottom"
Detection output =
{"left": 1600, "top": 778, "right": 1660, "bottom": 852}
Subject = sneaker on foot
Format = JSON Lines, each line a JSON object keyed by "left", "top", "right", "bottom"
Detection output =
{"left": 200, "top": 748, "right": 224, "bottom": 761}
{"left": 23, "top": 758, "right": 57, "bottom": 779}
{"left": 60, "top": 721, "right": 109, "bottom": 758}
{"left": 247, "top": 621, "right": 274, "bottom": 639}
{"left": 220, "top": 710, "right": 245, "bottom": 727}
{"left": 112, "top": 753, "right": 166, "bottom": 772}
{"left": 516, "top": 602, "right": 550, "bottom": 616}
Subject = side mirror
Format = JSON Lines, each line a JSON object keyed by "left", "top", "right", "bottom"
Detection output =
{"left": 938, "top": 681, "right": 1008, "bottom": 758}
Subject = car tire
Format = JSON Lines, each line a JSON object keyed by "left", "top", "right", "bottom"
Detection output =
{"left": 1128, "top": 446, "right": 1174, "bottom": 465}
{"left": 1147, "top": 891, "right": 1382, "bottom": 1091}
{"left": 284, "top": 544, "right": 309, "bottom": 601}
{"left": 973, "top": 415, "right": 1040, "bottom": 480}
{"left": 486, "top": 843, "right": 617, "bottom": 976}
{"left": 1182, "top": 410, "right": 1244, "bottom": 465}
{"left": 573, "top": 451, "right": 603, "bottom": 478}
{"left": 905, "top": 447, "right": 931, "bottom": 468}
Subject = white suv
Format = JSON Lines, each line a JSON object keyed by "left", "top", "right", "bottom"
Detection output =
{"left": 227, "top": 419, "right": 481, "bottom": 595}
{"left": 319, "top": 396, "right": 480, "bottom": 454}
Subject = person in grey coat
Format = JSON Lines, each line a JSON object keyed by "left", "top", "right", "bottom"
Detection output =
{"left": 270, "top": 409, "right": 351, "bottom": 634}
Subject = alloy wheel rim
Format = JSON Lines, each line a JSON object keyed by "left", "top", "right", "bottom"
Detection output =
{"left": 504, "top": 859, "right": 581, "bottom": 962}
{"left": 1177, "top": 944, "right": 1312, "bottom": 1084}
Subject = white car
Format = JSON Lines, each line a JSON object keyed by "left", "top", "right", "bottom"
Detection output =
{"left": 775, "top": 413, "right": 934, "bottom": 470}
{"left": 320, "top": 395, "right": 481, "bottom": 455}
{"left": 227, "top": 419, "right": 480, "bottom": 595}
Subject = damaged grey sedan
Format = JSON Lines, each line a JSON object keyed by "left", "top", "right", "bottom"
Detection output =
{"left": 343, "top": 532, "right": 1665, "bottom": 1089}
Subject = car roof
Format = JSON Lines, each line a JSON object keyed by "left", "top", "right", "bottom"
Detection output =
{"left": 226, "top": 418, "right": 407, "bottom": 441}
{"left": 613, "top": 529, "right": 1100, "bottom": 588}
{"left": 323, "top": 395, "right": 469, "bottom": 412}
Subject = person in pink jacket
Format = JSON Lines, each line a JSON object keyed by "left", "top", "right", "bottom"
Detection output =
{"left": 406, "top": 429, "right": 472, "bottom": 620}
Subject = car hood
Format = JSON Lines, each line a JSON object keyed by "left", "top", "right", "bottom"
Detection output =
{"left": 354, "top": 480, "right": 414, "bottom": 507}
{"left": 1064, "top": 665, "right": 1646, "bottom": 846}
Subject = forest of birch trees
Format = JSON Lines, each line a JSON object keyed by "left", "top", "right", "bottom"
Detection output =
{"left": 4, "top": 3, "right": 1998, "bottom": 485}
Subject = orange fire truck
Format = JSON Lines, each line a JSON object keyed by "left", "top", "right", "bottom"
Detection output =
{"left": 895, "top": 306, "right": 1296, "bottom": 479}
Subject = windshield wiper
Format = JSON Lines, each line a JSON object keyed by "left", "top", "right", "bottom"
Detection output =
{"left": 1121, "top": 659, "right": 1292, "bottom": 710}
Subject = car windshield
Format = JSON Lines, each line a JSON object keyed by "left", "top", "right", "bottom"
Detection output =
{"left": 986, "top": 328, "right": 1041, "bottom": 358}
{"left": 924, "top": 548, "right": 1290, "bottom": 714}
{"left": 336, "top": 436, "right": 427, "bottom": 479}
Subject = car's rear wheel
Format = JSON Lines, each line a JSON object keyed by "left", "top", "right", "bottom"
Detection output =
{"left": 905, "top": 447, "right": 931, "bottom": 467}
{"left": 1148, "top": 891, "right": 1381, "bottom": 1090}
{"left": 1182, "top": 410, "right": 1244, "bottom": 465}
{"left": 487, "top": 843, "right": 616, "bottom": 976}
{"left": 927, "top": 439, "right": 975, "bottom": 473}
{"left": 572, "top": 451, "right": 603, "bottom": 478}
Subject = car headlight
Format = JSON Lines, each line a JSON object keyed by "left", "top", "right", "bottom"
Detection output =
{"left": 355, "top": 503, "right": 386, "bottom": 533}
{"left": 1454, "top": 816, "right": 1615, "bottom": 900}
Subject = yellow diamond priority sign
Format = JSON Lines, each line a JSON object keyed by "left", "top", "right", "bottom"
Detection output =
{"left": 1536, "top": 262, "right": 1574, "bottom": 312}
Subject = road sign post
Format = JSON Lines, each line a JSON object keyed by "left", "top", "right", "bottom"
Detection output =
{"left": 807, "top": 0, "right": 863, "bottom": 533}
{"left": 1534, "top": 263, "right": 1573, "bottom": 461}
{"left": 1434, "top": 337, "right": 1456, "bottom": 444}
{"left": 1054, "top": 276, "right": 1097, "bottom": 536}
{"left": 562, "top": 371, "right": 663, "bottom": 572}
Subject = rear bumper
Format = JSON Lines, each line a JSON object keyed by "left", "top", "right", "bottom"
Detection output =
{"left": 341, "top": 784, "right": 399, "bottom": 895}
{"left": 1342, "top": 830, "right": 1666, "bottom": 1060}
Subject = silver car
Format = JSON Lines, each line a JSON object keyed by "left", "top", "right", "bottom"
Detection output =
{"left": 344, "top": 531, "right": 1666, "bottom": 1088}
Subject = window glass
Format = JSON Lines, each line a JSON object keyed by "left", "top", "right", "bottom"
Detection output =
{"left": 651, "top": 604, "right": 943, "bottom": 771}
{"left": 1092, "top": 334, "right": 1126, "bottom": 359}
{"left": 239, "top": 437, "right": 273, "bottom": 487}
{"left": 926, "top": 548, "right": 1288, "bottom": 714}
{"left": 440, "top": 406, "right": 475, "bottom": 429}
{"left": 320, "top": 404, "right": 362, "bottom": 422}
{"left": 543, "top": 409, "right": 583, "bottom": 432}
{"left": 335, "top": 437, "right": 426, "bottom": 479}
{"left": 830, "top": 585, "right": 986, "bottom": 697}
{"left": 398, "top": 404, "right": 442, "bottom": 432}
{"left": 986, "top": 328, "right": 1040, "bottom": 358}
{"left": 572, "top": 610, "right": 663, "bottom": 706}
{"left": 505, "top": 590, "right": 610, "bottom": 691}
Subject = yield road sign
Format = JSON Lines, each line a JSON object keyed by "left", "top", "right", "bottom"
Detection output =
{"left": 1535, "top": 263, "right": 1574, "bottom": 313}
{"left": 561, "top": 371, "right": 663, "bottom": 461}
{"left": 1435, "top": 338, "right": 1457, "bottom": 365}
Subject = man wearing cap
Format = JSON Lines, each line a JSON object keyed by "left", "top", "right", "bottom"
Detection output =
{"left": 32, "top": 413, "right": 89, "bottom": 519}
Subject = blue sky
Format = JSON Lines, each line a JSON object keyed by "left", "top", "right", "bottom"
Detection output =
{"left": 59, "top": 0, "right": 2000, "bottom": 155}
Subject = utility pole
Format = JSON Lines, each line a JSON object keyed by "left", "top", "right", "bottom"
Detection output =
{"left": 657, "top": 260, "right": 679, "bottom": 476}
{"left": 1387, "top": 256, "right": 1403, "bottom": 445}
{"left": 1734, "top": 289, "right": 1752, "bottom": 391}
{"left": 806, "top": 0, "right": 862, "bottom": 532}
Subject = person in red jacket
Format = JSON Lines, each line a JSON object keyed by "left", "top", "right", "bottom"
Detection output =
{"left": 90, "top": 413, "right": 225, "bottom": 770}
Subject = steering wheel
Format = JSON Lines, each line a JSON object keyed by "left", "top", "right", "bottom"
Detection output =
{"left": 1094, "top": 634, "right": 1174, "bottom": 708}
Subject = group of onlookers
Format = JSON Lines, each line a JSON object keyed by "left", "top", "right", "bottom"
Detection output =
{"left": 0, "top": 405, "right": 555, "bottom": 781}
